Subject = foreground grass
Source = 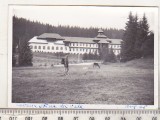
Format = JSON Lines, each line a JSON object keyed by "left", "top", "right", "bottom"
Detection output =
{"left": 12, "top": 58, "right": 154, "bottom": 105}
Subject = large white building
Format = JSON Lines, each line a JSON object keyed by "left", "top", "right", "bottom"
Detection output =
{"left": 29, "top": 29, "right": 122, "bottom": 55}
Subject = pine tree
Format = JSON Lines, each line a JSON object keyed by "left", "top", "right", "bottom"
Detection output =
{"left": 142, "top": 32, "right": 154, "bottom": 57}
{"left": 134, "top": 13, "right": 149, "bottom": 58}
{"left": 18, "top": 35, "right": 33, "bottom": 66}
{"left": 121, "top": 12, "right": 139, "bottom": 61}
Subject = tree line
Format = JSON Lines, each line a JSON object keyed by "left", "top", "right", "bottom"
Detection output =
{"left": 121, "top": 12, "right": 154, "bottom": 62}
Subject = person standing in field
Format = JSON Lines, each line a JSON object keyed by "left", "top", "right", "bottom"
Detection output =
{"left": 64, "top": 54, "right": 69, "bottom": 74}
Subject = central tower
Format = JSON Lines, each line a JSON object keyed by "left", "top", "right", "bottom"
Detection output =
{"left": 96, "top": 29, "right": 108, "bottom": 39}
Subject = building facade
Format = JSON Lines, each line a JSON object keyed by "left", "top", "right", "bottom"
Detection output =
{"left": 29, "top": 29, "right": 122, "bottom": 55}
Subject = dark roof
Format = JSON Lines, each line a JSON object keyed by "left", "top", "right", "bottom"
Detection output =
{"left": 64, "top": 37, "right": 117, "bottom": 44}
{"left": 37, "top": 33, "right": 64, "bottom": 40}
{"left": 109, "top": 39, "right": 122, "bottom": 44}
{"left": 64, "top": 37, "right": 95, "bottom": 43}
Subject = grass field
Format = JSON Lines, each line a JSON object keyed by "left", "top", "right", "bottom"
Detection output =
{"left": 12, "top": 57, "right": 154, "bottom": 105}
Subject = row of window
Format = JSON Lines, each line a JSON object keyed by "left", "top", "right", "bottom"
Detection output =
{"left": 70, "top": 43, "right": 121, "bottom": 49}
{"left": 30, "top": 45, "right": 121, "bottom": 54}
{"left": 70, "top": 48, "right": 97, "bottom": 52}
{"left": 109, "top": 45, "right": 121, "bottom": 49}
{"left": 30, "top": 45, "right": 68, "bottom": 51}
{"left": 71, "top": 43, "right": 98, "bottom": 47}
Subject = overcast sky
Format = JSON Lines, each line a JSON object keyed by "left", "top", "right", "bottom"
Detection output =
{"left": 13, "top": 6, "right": 157, "bottom": 31}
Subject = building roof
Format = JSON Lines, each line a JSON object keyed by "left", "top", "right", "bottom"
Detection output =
{"left": 37, "top": 33, "right": 64, "bottom": 40}
{"left": 109, "top": 39, "right": 122, "bottom": 44}
{"left": 29, "top": 33, "right": 122, "bottom": 45}
{"left": 96, "top": 29, "right": 107, "bottom": 38}
{"left": 64, "top": 37, "right": 95, "bottom": 43}
{"left": 29, "top": 36, "right": 48, "bottom": 44}
{"left": 64, "top": 37, "right": 111, "bottom": 44}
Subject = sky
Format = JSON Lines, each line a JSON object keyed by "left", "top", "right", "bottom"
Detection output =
{"left": 12, "top": 6, "right": 157, "bottom": 31}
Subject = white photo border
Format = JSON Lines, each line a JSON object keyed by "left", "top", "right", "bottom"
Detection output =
{"left": 8, "top": 5, "right": 159, "bottom": 109}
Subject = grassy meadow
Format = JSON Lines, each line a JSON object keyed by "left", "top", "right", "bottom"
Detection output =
{"left": 12, "top": 53, "right": 154, "bottom": 105}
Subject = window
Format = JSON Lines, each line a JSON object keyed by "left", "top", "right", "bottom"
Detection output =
{"left": 56, "top": 47, "right": 58, "bottom": 50}
{"left": 47, "top": 46, "right": 50, "bottom": 50}
{"left": 61, "top": 47, "right": 63, "bottom": 50}
{"left": 73, "top": 48, "right": 74, "bottom": 51}
{"left": 73, "top": 43, "right": 74, "bottom": 46}
{"left": 34, "top": 46, "right": 37, "bottom": 49}
{"left": 52, "top": 46, "right": 54, "bottom": 50}
{"left": 65, "top": 47, "right": 67, "bottom": 50}
{"left": 76, "top": 43, "right": 78, "bottom": 46}
{"left": 90, "top": 44, "right": 91, "bottom": 47}
{"left": 43, "top": 46, "right": 45, "bottom": 49}
{"left": 39, "top": 46, "right": 41, "bottom": 49}
{"left": 76, "top": 48, "right": 78, "bottom": 51}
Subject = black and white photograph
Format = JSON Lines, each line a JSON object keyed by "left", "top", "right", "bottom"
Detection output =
{"left": 10, "top": 6, "right": 158, "bottom": 107}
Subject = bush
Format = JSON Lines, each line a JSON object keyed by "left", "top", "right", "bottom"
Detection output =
{"left": 55, "top": 52, "right": 66, "bottom": 58}
{"left": 82, "top": 52, "right": 100, "bottom": 60}
{"left": 104, "top": 49, "right": 116, "bottom": 62}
